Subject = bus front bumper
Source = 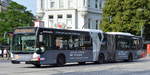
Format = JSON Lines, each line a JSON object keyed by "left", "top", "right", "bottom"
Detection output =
{"left": 25, "top": 61, "right": 39, "bottom": 64}
{"left": 11, "top": 60, "right": 39, "bottom": 64}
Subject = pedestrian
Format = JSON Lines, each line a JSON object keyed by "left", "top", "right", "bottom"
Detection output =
{"left": 3, "top": 48, "right": 8, "bottom": 58}
{"left": 0, "top": 49, "right": 2, "bottom": 57}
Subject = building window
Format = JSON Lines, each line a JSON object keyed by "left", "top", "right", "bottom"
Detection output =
{"left": 57, "top": 15, "right": 63, "bottom": 25}
{"left": 67, "top": 14, "right": 72, "bottom": 18}
{"left": 66, "top": 19, "right": 72, "bottom": 27}
{"left": 68, "top": 0, "right": 73, "bottom": 8}
{"left": 95, "top": 0, "right": 98, "bottom": 8}
{"left": 96, "top": 20, "right": 99, "bottom": 29}
{"left": 83, "top": 0, "right": 87, "bottom": 7}
{"left": 41, "top": 0, "right": 44, "bottom": 9}
{"left": 59, "top": 0, "right": 64, "bottom": 8}
{"left": 67, "top": 14, "right": 72, "bottom": 26}
{"left": 50, "top": 2, "right": 55, "bottom": 8}
{"left": 58, "top": 15, "right": 63, "bottom": 19}
{"left": 49, "top": 15, "right": 54, "bottom": 19}
{"left": 83, "top": 0, "right": 85, "bottom": 7}
{"left": 48, "top": 15, "right": 54, "bottom": 27}
{"left": 88, "top": 19, "right": 91, "bottom": 28}
{"left": 99, "top": 0, "right": 103, "bottom": 9}
{"left": 88, "top": 0, "right": 90, "bottom": 7}
{"left": 48, "top": 0, "right": 55, "bottom": 8}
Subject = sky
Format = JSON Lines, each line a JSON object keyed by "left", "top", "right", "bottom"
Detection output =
{"left": 12, "top": 0, "right": 36, "bottom": 15}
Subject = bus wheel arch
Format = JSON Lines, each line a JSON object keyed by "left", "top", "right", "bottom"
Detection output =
{"left": 56, "top": 53, "right": 66, "bottom": 67}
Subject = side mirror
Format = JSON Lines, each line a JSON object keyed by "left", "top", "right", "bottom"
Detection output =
{"left": 36, "top": 46, "right": 45, "bottom": 54}
{"left": 40, "top": 46, "right": 45, "bottom": 52}
{"left": 36, "top": 49, "right": 42, "bottom": 54}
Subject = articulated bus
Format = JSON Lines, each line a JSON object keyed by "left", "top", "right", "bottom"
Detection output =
{"left": 10, "top": 27, "right": 145, "bottom": 67}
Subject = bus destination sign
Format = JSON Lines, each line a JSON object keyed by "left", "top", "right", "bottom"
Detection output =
{"left": 15, "top": 29, "right": 35, "bottom": 33}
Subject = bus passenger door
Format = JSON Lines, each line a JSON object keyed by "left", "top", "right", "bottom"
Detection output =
{"left": 107, "top": 35, "right": 116, "bottom": 61}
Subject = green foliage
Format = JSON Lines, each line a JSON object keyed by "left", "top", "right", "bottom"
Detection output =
{"left": 101, "top": 0, "right": 150, "bottom": 37}
{"left": 0, "top": 1, "right": 35, "bottom": 43}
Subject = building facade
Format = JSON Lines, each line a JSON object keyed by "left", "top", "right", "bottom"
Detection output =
{"left": 0, "top": 0, "right": 10, "bottom": 12}
{"left": 36, "top": 0, "right": 104, "bottom": 29}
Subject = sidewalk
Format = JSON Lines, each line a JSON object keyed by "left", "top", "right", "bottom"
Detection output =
{"left": 0, "top": 57, "right": 10, "bottom": 62}
{"left": 0, "top": 57, "right": 10, "bottom": 60}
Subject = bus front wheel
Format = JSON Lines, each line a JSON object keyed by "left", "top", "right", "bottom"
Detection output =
{"left": 56, "top": 55, "right": 65, "bottom": 67}
{"left": 33, "top": 64, "right": 41, "bottom": 67}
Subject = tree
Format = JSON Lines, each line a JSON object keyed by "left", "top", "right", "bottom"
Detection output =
{"left": 0, "top": 1, "right": 35, "bottom": 42}
{"left": 101, "top": 0, "right": 150, "bottom": 38}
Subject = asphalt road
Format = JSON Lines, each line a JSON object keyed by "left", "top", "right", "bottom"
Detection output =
{"left": 0, "top": 57, "right": 150, "bottom": 75}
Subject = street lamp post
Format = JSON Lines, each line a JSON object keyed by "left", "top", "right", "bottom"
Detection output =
{"left": 141, "top": 25, "right": 143, "bottom": 38}
{"left": 109, "top": 16, "right": 112, "bottom": 23}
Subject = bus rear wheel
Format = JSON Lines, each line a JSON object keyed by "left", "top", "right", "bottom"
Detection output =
{"left": 128, "top": 54, "right": 133, "bottom": 62}
{"left": 78, "top": 62, "right": 86, "bottom": 65}
{"left": 56, "top": 55, "right": 65, "bottom": 67}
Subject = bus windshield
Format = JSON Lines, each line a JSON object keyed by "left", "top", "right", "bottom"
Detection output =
{"left": 12, "top": 34, "right": 36, "bottom": 52}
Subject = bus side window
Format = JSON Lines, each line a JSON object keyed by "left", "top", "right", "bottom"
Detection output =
{"left": 80, "top": 34, "right": 92, "bottom": 50}
{"left": 101, "top": 37, "right": 107, "bottom": 50}
{"left": 55, "top": 37, "right": 63, "bottom": 50}
{"left": 71, "top": 35, "right": 80, "bottom": 50}
{"left": 42, "top": 34, "right": 51, "bottom": 50}
{"left": 68, "top": 37, "right": 74, "bottom": 50}
{"left": 84, "top": 36, "right": 92, "bottom": 50}
{"left": 98, "top": 33, "right": 102, "bottom": 41}
{"left": 63, "top": 40, "right": 69, "bottom": 50}
{"left": 54, "top": 36, "right": 69, "bottom": 50}
{"left": 74, "top": 38, "right": 80, "bottom": 50}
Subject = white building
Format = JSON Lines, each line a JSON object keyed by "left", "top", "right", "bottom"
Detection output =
{"left": 36, "top": 0, "right": 104, "bottom": 29}
{"left": 0, "top": 0, "right": 10, "bottom": 12}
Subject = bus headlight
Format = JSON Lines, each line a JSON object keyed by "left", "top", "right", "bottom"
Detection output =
{"left": 10, "top": 53, "right": 14, "bottom": 58}
{"left": 40, "top": 47, "right": 45, "bottom": 52}
{"left": 32, "top": 53, "right": 40, "bottom": 61}
{"left": 10, "top": 53, "right": 16, "bottom": 60}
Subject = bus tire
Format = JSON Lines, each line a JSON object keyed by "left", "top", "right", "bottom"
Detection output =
{"left": 128, "top": 54, "right": 133, "bottom": 62}
{"left": 33, "top": 64, "right": 41, "bottom": 68}
{"left": 97, "top": 54, "right": 105, "bottom": 64}
{"left": 78, "top": 62, "right": 86, "bottom": 65}
{"left": 11, "top": 61, "right": 20, "bottom": 64}
{"left": 56, "top": 55, "right": 65, "bottom": 67}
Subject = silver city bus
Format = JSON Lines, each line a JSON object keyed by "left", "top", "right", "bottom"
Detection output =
{"left": 11, "top": 27, "right": 104, "bottom": 67}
